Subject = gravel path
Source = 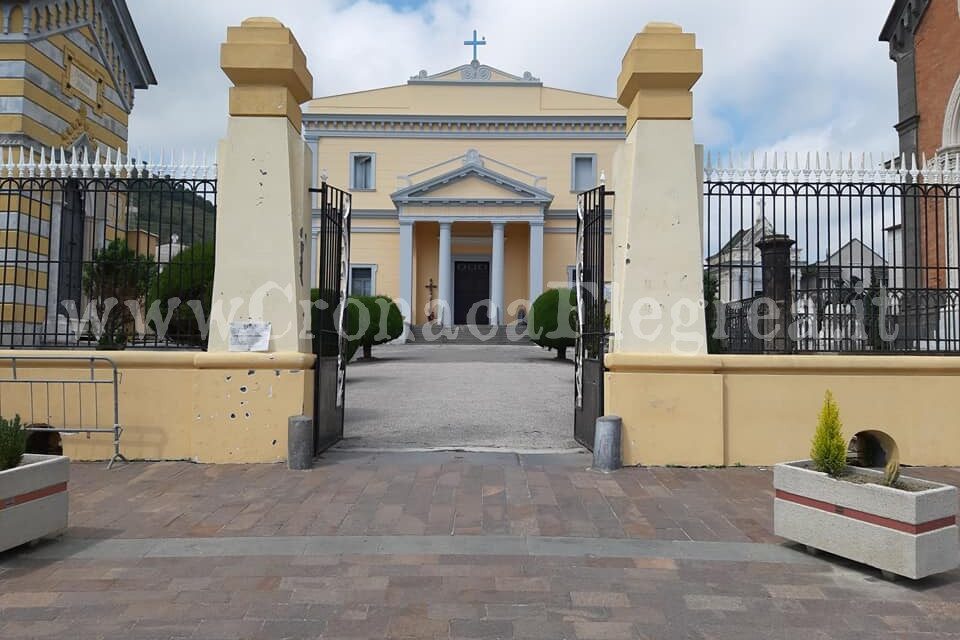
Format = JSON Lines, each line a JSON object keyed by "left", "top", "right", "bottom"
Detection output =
{"left": 341, "top": 344, "right": 578, "bottom": 450}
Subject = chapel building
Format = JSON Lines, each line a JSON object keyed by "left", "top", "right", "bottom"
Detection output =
{"left": 303, "top": 51, "right": 622, "bottom": 328}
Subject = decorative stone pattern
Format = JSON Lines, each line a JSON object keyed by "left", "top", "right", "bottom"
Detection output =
{"left": 774, "top": 461, "right": 959, "bottom": 579}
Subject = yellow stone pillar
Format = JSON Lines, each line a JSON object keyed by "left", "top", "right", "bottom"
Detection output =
{"left": 208, "top": 17, "right": 315, "bottom": 353}
{"left": 609, "top": 23, "right": 705, "bottom": 355}
{"left": 606, "top": 24, "right": 722, "bottom": 467}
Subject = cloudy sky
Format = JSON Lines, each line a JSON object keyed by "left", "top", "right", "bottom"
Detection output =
{"left": 125, "top": 0, "right": 900, "bottom": 160}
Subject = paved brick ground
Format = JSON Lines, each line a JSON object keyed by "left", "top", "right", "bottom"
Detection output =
{"left": 65, "top": 451, "right": 780, "bottom": 542}
{"left": 3, "top": 452, "right": 960, "bottom": 639}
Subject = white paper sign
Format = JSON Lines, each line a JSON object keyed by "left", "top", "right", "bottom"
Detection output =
{"left": 228, "top": 322, "right": 271, "bottom": 352}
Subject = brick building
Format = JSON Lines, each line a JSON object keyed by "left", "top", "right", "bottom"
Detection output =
{"left": 881, "top": 0, "right": 960, "bottom": 294}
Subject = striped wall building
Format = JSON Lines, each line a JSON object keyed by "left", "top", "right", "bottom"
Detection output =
{"left": 0, "top": 0, "right": 154, "bottom": 344}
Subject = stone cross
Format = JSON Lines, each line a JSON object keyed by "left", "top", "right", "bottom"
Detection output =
{"left": 463, "top": 29, "right": 486, "bottom": 62}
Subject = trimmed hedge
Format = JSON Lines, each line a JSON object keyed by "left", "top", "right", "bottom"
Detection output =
{"left": 528, "top": 287, "right": 577, "bottom": 360}
{"left": 310, "top": 290, "right": 403, "bottom": 361}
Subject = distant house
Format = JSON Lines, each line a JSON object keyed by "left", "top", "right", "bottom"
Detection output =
{"left": 155, "top": 234, "right": 188, "bottom": 273}
{"left": 704, "top": 217, "right": 804, "bottom": 303}
{"left": 799, "top": 239, "right": 889, "bottom": 296}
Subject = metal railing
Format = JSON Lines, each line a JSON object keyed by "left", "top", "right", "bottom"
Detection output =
{"left": 703, "top": 152, "right": 960, "bottom": 354}
{"left": 0, "top": 355, "right": 125, "bottom": 468}
{"left": 0, "top": 147, "right": 217, "bottom": 349}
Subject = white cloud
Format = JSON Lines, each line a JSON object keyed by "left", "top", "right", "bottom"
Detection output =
{"left": 125, "top": 0, "right": 899, "bottom": 158}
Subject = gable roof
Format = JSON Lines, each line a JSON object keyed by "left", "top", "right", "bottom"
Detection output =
{"left": 109, "top": 0, "right": 157, "bottom": 89}
{"left": 391, "top": 160, "right": 554, "bottom": 207}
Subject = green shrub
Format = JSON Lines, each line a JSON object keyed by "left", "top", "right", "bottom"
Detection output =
{"left": 811, "top": 390, "right": 847, "bottom": 478}
{"left": 310, "top": 290, "right": 403, "bottom": 361}
{"left": 147, "top": 243, "right": 215, "bottom": 347}
{"left": 528, "top": 288, "right": 577, "bottom": 360}
{"left": 344, "top": 295, "right": 404, "bottom": 360}
{"left": 83, "top": 239, "right": 154, "bottom": 348}
{"left": 0, "top": 414, "right": 27, "bottom": 471}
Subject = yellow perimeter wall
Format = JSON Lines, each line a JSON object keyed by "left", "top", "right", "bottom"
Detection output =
{"left": 0, "top": 351, "right": 314, "bottom": 463}
{"left": 606, "top": 354, "right": 960, "bottom": 468}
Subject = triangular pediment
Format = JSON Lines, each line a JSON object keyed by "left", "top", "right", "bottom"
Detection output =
{"left": 409, "top": 60, "right": 541, "bottom": 85}
{"left": 392, "top": 157, "right": 553, "bottom": 207}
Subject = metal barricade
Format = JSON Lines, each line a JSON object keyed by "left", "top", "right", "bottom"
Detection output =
{"left": 0, "top": 355, "right": 125, "bottom": 469}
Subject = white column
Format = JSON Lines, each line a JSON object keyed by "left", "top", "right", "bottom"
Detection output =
{"left": 399, "top": 220, "right": 414, "bottom": 328}
{"left": 310, "top": 228, "right": 319, "bottom": 288}
{"left": 528, "top": 220, "right": 544, "bottom": 305}
{"left": 490, "top": 222, "right": 505, "bottom": 325}
{"left": 438, "top": 221, "right": 452, "bottom": 325}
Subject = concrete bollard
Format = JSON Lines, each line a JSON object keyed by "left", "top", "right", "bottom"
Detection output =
{"left": 592, "top": 416, "right": 623, "bottom": 473}
{"left": 287, "top": 415, "right": 314, "bottom": 470}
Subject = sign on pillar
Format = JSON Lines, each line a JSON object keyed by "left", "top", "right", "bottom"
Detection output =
{"left": 610, "top": 23, "right": 706, "bottom": 355}
{"left": 208, "top": 17, "right": 315, "bottom": 354}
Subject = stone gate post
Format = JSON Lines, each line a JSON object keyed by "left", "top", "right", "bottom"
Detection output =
{"left": 208, "top": 17, "right": 314, "bottom": 353}
{"left": 605, "top": 23, "right": 720, "bottom": 467}
{"left": 609, "top": 23, "right": 706, "bottom": 355}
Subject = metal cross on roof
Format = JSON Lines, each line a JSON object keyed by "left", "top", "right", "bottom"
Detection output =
{"left": 464, "top": 29, "right": 486, "bottom": 62}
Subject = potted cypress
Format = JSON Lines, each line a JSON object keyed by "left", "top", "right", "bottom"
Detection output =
{"left": 774, "top": 391, "right": 959, "bottom": 579}
{"left": 0, "top": 415, "right": 70, "bottom": 553}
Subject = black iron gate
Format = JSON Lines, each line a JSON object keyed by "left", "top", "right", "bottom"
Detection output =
{"left": 574, "top": 185, "right": 609, "bottom": 450}
{"left": 311, "top": 182, "right": 351, "bottom": 454}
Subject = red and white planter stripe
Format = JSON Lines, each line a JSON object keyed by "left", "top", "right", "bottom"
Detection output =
{"left": 774, "top": 461, "right": 959, "bottom": 579}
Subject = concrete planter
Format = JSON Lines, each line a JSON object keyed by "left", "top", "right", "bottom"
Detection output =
{"left": 0, "top": 454, "right": 69, "bottom": 553}
{"left": 774, "top": 461, "right": 958, "bottom": 579}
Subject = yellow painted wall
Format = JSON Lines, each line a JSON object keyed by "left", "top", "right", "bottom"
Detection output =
{"left": 605, "top": 354, "right": 960, "bottom": 467}
{"left": 544, "top": 231, "right": 575, "bottom": 288}
{"left": 350, "top": 231, "right": 400, "bottom": 301}
{"left": 504, "top": 222, "right": 529, "bottom": 320}
{"left": 305, "top": 83, "right": 622, "bottom": 118}
{"left": 414, "top": 221, "right": 439, "bottom": 322}
{"left": 0, "top": 351, "right": 314, "bottom": 464}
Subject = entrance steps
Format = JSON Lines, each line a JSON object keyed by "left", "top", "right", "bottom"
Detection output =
{"left": 407, "top": 324, "right": 532, "bottom": 345}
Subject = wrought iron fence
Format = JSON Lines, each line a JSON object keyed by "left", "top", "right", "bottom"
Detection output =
{"left": 703, "top": 152, "right": 960, "bottom": 354}
{"left": 0, "top": 148, "right": 217, "bottom": 349}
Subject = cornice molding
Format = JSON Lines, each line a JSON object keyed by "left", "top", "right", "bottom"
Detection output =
{"left": 392, "top": 161, "right": 554, "bottom": 207}
{"left": 303, "top": 114, "right": 626, "bottom": 140}
{"left": 880, "top": 0, "right": 931, "bottom": 55}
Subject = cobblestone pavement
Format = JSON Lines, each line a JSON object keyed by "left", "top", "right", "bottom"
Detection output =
{"left": 2, "top": 452, "right": 960, "bottom": 639}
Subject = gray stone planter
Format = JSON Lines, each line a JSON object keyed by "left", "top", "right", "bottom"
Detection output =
{"left": 774, "top": 461, "right": 958, "bottom": 579}
{"left": 0, "top": 454, "right": 69, "bottom": 553}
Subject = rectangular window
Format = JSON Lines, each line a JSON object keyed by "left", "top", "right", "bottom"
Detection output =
{"left": 350, "top": 266, "right": 374, "bottom": 296}
{"left": 350, "top": 153, "right": 375, "bottom": 191}
{"left": 571, "top": 154, "right": 597, "bottom": 192}
{"left": 567, "top": 265, "right": 577, "bottom": 288}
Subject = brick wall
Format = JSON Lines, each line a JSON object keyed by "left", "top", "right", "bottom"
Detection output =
{"left": 915, "top": 0, "right": 960, "bottom": 159}
{"left": 914, "top": 0, "right": 960, "bottom": 286}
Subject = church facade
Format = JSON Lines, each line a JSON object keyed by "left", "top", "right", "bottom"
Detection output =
{"left": 303, "top": 52, "right": 623, "bottom": 327}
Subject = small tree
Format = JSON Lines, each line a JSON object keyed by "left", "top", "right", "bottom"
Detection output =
{"left": 810, "top": 390, "right": 847, "bottom": 478}
{"left": 147, "top": 243, "right": 215, "bottom": 347}
{"left": 0, "top": 415, "right": 26, "bottom": 471}
{"left": 528, "top": 288, "right": 577, "bottom": 360}
{"left": 310, "top": 291, "right": 403, "bottom": 361}
{"left": 83, "top": 239, "right": 154, "bottom": 348}
{"left": 346, "top": 295, "right": 404, "bottom": 360}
